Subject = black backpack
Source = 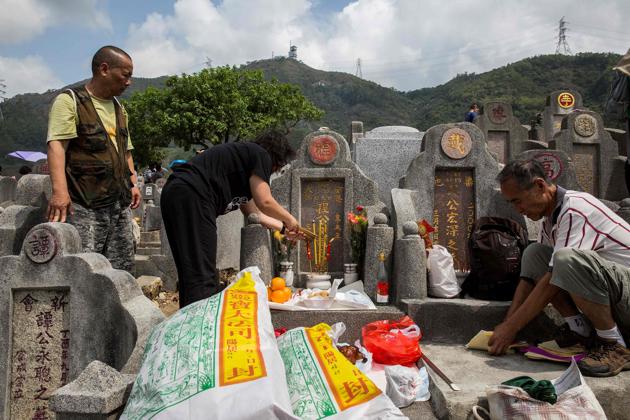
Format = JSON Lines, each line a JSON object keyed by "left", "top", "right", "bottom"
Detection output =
{"left": 462, "top": 217, "right": 528, "bottom": 301}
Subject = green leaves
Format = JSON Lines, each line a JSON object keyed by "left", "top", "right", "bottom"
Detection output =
{"left": 124, "top": 66, "right": 323, "bottom": 166}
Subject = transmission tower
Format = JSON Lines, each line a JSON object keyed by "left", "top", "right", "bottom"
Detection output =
{"left": 0, "top": 79, "right": 6, "bottom": 122}
{"left": 354, "top": 58, "right": 362, "bottom": 78}
{"left": 555, "top": 16, "right": 572, "bottom": 55}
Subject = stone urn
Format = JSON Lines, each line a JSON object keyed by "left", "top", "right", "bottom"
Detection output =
{"left": 306, "top": 273, "right": 332, "bottom": 290}
{"left": 343, "top": 263, "right": 359, "bottom": 285}
{"left": 279, "top": 261, "right": 295, "bottom": 287}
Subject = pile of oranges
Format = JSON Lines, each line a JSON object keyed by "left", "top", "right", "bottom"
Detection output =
{"left": 268, "top": 277, "right": 292, "bottom": 304}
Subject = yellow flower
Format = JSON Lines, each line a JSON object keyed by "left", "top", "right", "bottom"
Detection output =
{"left": 274, "top": 230, "right": 284, "bottom": 241}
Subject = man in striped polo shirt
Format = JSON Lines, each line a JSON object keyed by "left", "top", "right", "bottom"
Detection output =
{"left": 489, "top": 159, "right": 630, "bottom": 377}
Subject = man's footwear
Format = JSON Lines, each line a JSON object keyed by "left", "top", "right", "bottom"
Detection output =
{"left": 553, "top": 323, "right": 593, "bottom": 348}
{"left": 577, "top": 337, "right": 630, "bottom": 377}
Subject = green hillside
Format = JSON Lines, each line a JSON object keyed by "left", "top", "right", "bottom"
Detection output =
{"left": 0, "top": 52, "right": 622, "bottom": 169}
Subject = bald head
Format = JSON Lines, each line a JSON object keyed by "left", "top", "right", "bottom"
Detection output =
{"left": 91, "top": 46, "right": 132, "bottom": 75}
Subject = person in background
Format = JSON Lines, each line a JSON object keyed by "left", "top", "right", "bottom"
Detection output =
{"left": 465, "top": 103, "right": 480, "bottom": 122}
{"left": 46, "top": 45, "right": 140, "bottom": 272}
{"left": 161, "top": 129, "right": 302, "bottom": 308}
{"left": 18, "top": 165, "right": 32, "bottom": 177}
{"left": 489, "top": 159, "right": 630, "bottom": 377}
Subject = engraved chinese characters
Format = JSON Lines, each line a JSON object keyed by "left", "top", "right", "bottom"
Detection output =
{"left": 300, "top": 180, "right": 344, "bottom": 273}
{"left": 488, "top": 104, "right": 508, "bottom": 124}
{"left": 487, "top": 131, "right": 509, "bottom": 164}
{"left": 441, "top": 128, "right": 472, "bottom": 159}
{"left": 11, "top": 289, "right": 69, "bottom": 420}
{"left": 25, "top": 228, "right": 58, "bottom": 264}
{"left": 533, "top": 152, "right": 563, "bottom": 181}
{"left": 574, "top": 114, "right": 597, "bottom": 138}
{"left": 557, "top": 92, "right": 575, "bottom": 109}
{"left": 573, "top": 144, "right": 599, "bottom": 196}
{"left": 309, "top": 135, "right": 338, "bottom": 165}
{"left": 433, "top": 170, "right": 475, "bottom": 271}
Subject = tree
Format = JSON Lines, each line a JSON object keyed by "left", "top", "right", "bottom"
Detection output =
{"left": 124, "top": 66, "right": 323, "bottom": 166}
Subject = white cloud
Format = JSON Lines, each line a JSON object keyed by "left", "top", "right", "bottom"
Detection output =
{"left": 0, "top": 55, "right": 63, "bottom": 97}
{"left": 124, "top": 0, "right": 630, "bottom": 90}
{"left": 0, "top": 0, "right": 111, "bottom": 44}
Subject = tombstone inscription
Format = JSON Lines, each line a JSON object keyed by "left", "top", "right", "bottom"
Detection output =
{"left": 487, "top": 131, "right": 509, "bottom": 164}
{"left": 573, "top": 143, "right": 599, "bottom": 196}
{"left": 433, "top": 169, "right": 475, "bottom": 271}
{"left": 475, "top": 101, "right": 529, "bottom": 164}
{"left": 11, "top": 289, "right": 70, "bottom": 419}
{"left": 300, "top": 179, "right": 344, "bottom": 273}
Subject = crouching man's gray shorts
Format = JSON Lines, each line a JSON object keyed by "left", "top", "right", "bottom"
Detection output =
{"left": 520, "top": 243, "right": 630, "bottom": 341}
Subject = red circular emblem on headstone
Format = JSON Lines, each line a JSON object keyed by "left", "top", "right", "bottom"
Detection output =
{"left": 533, "top": 152, "right": 563, "bottom": 181}
{"left": 308, "top": 135, "right": 338, "bottom": 165}
{"left": 557, "top": 92, "right": 575, "bottom": 109}
{"left": 488, "top": 104, "right": 508, "bottom": 124}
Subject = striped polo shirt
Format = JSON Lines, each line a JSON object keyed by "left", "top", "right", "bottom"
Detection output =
{"left": 539, "top": 187, "right": 630, "bottom": 268}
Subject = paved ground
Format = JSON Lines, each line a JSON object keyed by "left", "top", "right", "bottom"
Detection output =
{"left": 423, "top": 343, "right": 630, "bottom": 419}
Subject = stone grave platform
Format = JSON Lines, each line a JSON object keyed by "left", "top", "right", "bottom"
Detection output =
{"left": 423, "top": 343, "right": 630, "bottom": 419}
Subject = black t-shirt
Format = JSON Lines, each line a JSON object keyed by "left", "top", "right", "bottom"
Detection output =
{"left": 168, "top": 142, "right": 272, "bottom": 214}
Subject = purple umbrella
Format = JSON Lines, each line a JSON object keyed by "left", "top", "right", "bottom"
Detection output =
{"left": 7, "top": 151, "right": 48, "bottom": 162}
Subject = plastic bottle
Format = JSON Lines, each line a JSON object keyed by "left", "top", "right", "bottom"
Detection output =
{"left": 376, "top": 251, "right": 389, "bottom": 305}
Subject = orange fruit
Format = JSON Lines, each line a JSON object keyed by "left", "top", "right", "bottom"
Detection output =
{"left": 282, "top": 286, "right": 292, "bottom": 297}
{"left": 267, "top": 286, "right": 272, "bottom": 301}
{"left": 271, "top": 277, "right": 286, "bottom": 291}
{"left": 271, "top": 289, "right": 290, "bottom": 303}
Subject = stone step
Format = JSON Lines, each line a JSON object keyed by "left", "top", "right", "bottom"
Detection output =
{"left": 138, "top": 241, "right": 161, "bottom": 248}
{"left": 136, "top": 247, "right": 162, "bottom": 256}
{"left": 140, "top": 231, "right": 160, "bottom": 242}
{"left": 422, "top": 343, "right": 629, "bottom": 419}
{"left": 271, "top": 306, "right": 405, "bottom": 344}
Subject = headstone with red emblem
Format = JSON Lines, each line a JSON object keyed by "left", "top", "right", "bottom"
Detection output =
{"left": 474, "top": 101, "right": 529, "bottom": 164}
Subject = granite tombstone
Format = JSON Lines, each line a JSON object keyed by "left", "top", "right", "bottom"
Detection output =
{"left": 0, "top": 223, "right": 164, "bottom": 419}
{"left": 475, "top": 101, "right": 529, "bottom": 164}
{"left": 542, "top": 89, "right": 583, "bottom": 142}
{"left": 549, "top": 110, "right": 626, "bottom": 200}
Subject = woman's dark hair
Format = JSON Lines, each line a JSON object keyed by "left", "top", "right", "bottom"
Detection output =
{"left": 252, "top": 129, "right": 296, "bottom": 169}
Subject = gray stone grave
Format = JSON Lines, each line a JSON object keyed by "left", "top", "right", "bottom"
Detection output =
{"left": 0, "top": 175, "right": 18, "bottom": 206}
{"left": 474, "top": 101, "right": 529, "bottom": 164}
{"left": 141, "top": 183, "right": 160, "bottom": 206}
{"left": 542, "top": 89, "right": 583, "bottom": 142}
{"left": 394, "top": 123, "right": 522, "bottom": 272}
{"left": 0, "top": 174, "right": 51, "bottom": 256}
{"left": 271, "top": 128, "right": 387, "bottom": 286}
{"left": 354, "top": 124, "right": 424, "bottom": 209}
{"left": 0, "top": 222, "right": 164, "bottom": 419}
{"left": 549, "top": 110, "right": 626, "bottom": 201}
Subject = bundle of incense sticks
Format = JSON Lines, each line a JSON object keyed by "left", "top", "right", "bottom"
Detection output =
{"left": 298, "top": 226, "right": 316, "bottom": 239}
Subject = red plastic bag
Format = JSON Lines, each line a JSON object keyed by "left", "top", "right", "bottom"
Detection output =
{"left": 362, "top": 316, "right": 422, "bottom": 365}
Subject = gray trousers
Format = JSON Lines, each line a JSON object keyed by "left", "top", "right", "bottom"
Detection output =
{"left": 521, "top": 243, "right": 630, "bottom": 340}
{"left": 69, "top": 201, "right": 134, "bottom": 272}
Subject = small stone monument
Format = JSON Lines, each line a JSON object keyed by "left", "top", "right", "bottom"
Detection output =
{"left": 0, "top": 175, "right": 18, "bottom": 205}
{"left": 271, "top": 128, "right": 386, "bottom": 286}
{"left": 0, "top": 174, "right": 51, "bottom": 256}
{"left": 354, "top": 124, "right": 424, "bottom": 209}
{"left": 549, "top": 110, "right": 625, "bottom": 200}
{"left": 542, "top": 89, "right": 583, "bottom": 142}
{"left": 394, "top": 123, "right": 522, "bottom": 272}
{"left": 0, "top": 222, "right": 164, "bottom": 419}
{"left": 475, "top": 101, "right": 529, "bottom": 164}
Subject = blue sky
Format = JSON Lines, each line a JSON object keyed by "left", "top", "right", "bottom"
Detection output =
{"left": 1, "top": 0, "right": 628, "bottom": 98}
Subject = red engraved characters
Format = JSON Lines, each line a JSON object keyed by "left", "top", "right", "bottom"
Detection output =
{"left": 308, "top": 135, "right": 338, "bottom": 165}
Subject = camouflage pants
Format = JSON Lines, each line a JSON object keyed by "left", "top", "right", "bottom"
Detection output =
{"left": 69, "top": 201, "right": 134, "bottom": 272}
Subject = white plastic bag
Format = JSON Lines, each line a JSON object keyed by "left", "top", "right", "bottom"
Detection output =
{"left": 427, "top": 245, "right": 460, "bottom": 298}
{"left": 121, "top": 267, "right": 296, "bottom": 420}
{"left": 277, "top": 323, "right": 408, "bottom": 419}
{"left": 483, "top": 360, "right": 606, "bottom": 419}
{"left": 384, "top": 365, "right": 430, "bottom": 408}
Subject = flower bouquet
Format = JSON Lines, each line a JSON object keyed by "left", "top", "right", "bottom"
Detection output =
{"left": 347, "top": 205, "right": 368, "bottom": 267}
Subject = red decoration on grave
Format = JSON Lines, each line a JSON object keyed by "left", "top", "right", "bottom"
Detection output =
{"left": 308, "top": 135, "right": 338, "bottom": 165}
{"left": 557, "top": 92, "right": 575, "bottom": 109}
